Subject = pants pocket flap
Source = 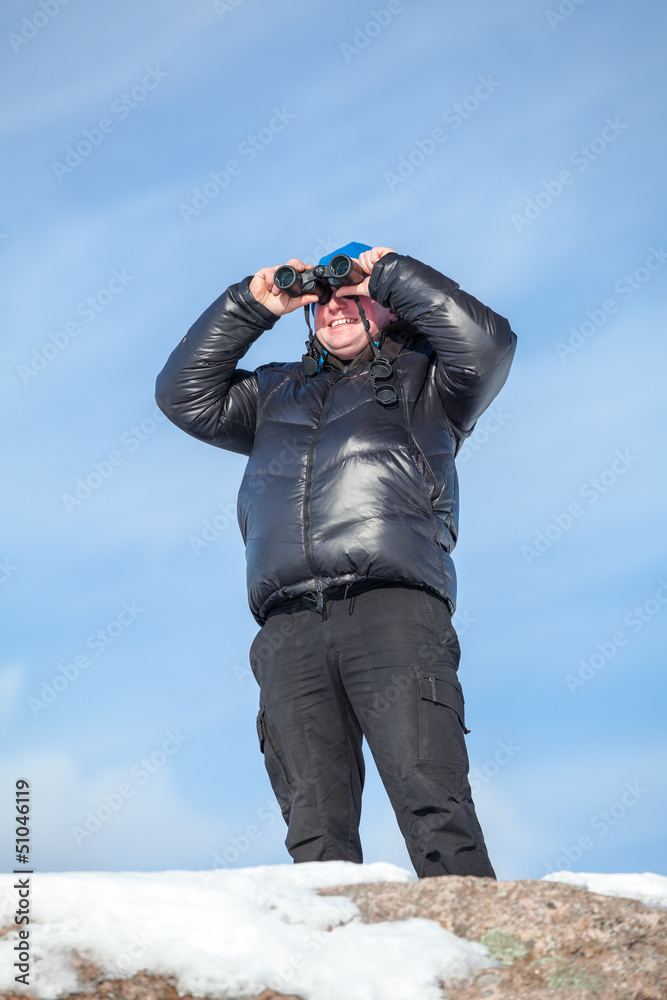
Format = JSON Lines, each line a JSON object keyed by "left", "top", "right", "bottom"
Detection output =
{"left": 415, "top": 667, "right": 469, "bottom": 733}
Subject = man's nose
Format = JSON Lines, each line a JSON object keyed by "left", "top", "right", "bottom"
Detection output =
{"left": 328, "top": 290, "right": 350, "bottom": 311}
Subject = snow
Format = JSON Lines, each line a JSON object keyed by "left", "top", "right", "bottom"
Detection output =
{"left": 540, "top": 870, "right": 667, "bottom": 910}
{"left": 0, "top": 861, "right": 496, "bottom": 1000}
{"left": 2, "top": 864, "right": 664, "bottom": 1000}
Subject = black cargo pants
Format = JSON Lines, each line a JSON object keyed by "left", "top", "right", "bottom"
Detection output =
{"left": 249, "top": 584, "right": 496, "bottom": 879}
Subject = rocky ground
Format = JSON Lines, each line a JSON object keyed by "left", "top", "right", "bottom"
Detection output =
{"left": 2, "top": 876, "right": 665, "bottom": 1000}
{"left": 319, "top": 875, "right": 667, "bottom": 998}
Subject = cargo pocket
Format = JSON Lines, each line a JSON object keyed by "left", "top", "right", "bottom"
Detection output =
{"left": 414, "top": 665, "right": 471, "bottom": 766}
{"left": 255, "top": 706, "right": 266, "bottom": 753}
{"left": 256, "top": 705, "right": 295, "bottom": 822}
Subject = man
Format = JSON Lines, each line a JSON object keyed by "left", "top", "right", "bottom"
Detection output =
{"left": 155, "top": 242, "right": 517, "bottom": 879}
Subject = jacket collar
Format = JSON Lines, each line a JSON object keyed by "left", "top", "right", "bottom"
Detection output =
{"left": 319, "top": 337, "right": 379, "bottom": 372}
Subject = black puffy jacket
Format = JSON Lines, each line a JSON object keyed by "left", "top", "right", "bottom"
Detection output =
{"left": 155, "top": 253, "right": 517, "bottom": 624}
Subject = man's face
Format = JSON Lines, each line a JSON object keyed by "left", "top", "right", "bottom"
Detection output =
{"left": 314, "top": 292, "right": 394, "bottom": 360}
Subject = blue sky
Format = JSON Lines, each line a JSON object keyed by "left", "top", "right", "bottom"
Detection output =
{"left": 1, "top": 0, "right": 666, "bottom": 881}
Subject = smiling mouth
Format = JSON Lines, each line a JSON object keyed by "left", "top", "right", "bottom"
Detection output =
{"left": 329, "top": 317, "right": 359, "bottom": 328}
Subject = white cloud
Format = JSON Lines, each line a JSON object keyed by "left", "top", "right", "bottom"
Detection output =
{"left": 0, "top": 750, "right": 222, "bottom": 871}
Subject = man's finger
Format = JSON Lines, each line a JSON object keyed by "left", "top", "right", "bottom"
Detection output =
{"left": 372, "top": 246, "right": 398, "bottom": 260}
{"left": 335, "top": 281, "right": 370, "bottom": 298}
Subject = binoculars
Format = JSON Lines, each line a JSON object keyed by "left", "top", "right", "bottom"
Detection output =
{"left": 273, "top": 254, "right": 366, "bottom": 304}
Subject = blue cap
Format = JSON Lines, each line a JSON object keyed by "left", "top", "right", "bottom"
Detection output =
{"left": 318, "top": 241, "right": 372, "bottom": 266}
{"left": 311, "top": 242, "right": 373, "bottom": 314}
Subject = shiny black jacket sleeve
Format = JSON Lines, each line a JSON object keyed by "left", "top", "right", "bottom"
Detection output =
{"left": 369, "top": 253, "right": 517, "bottom": 440}
{"left": 154, "top": 278, "right": 278, "bottom": 456}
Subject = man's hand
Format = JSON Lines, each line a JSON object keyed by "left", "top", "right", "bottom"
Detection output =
{"left": 335, "top": 246, "right": 398, "bottom": 300}
{"left": 249, "top": 259, "right": 319, "bottom": 317}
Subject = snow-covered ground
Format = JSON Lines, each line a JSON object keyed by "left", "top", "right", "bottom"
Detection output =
{"left": 1, "top": 863, "right": 665, "bottom": 1000}
{"left": 542, "top": 870, "right": 667, "bottom": 909}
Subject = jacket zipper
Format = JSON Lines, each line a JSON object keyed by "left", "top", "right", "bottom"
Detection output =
{"left": 303, "top": 374, "right": 343, "bottom": 604}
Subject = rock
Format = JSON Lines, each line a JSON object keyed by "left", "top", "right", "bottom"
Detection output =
{"left": 0, "top": 975, "right": 303, "bottom": 1000}
{"left": 317, "top": 875, "right": 667, "bottom": 998}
